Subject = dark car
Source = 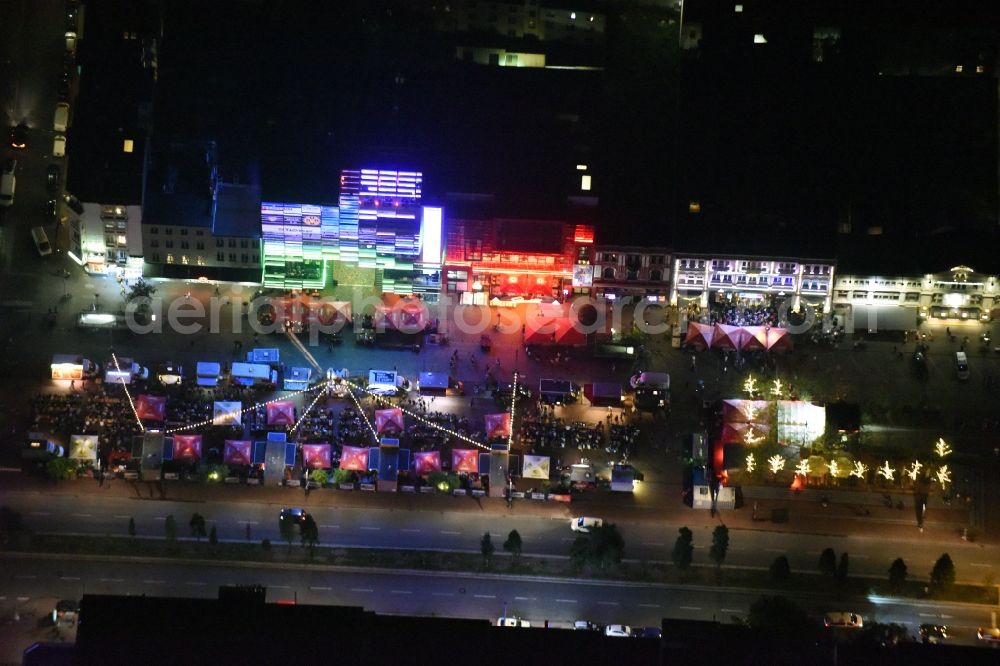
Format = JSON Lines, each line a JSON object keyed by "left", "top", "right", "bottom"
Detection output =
{"left": 919, "top": 624, "right": 947, "bottom": 644}
{"left": 47, "top": 165, "right": 61, "bottom": 192}
{"left": 633, "top": 627, "right": 662, "bottom": 639}
{"left": 47, "top": 199, "right": 58, "bottom": 221}
{"left": 58, "top": 76, "right": 71, "bottom": 100}
{"left": 9, "top": 123, "right": 28, "bottom": 150}
{"left": 279, "top": 508, "right": 308, "bottom": 524}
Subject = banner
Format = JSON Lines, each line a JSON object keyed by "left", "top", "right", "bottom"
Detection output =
{"left": 375, "top": 407, "right": 405, "bottom": 434}
{"left": 213, "top": 401, "right": 242, "bottom": 426}
{"left": 302, "top": 443, "right": 332, "bottom": 469}
{"left": 522, "top": 454, "right": 551, "bottom": 480}
{"left": 69, "top": 434, "right": 99, "bottom": 461}
{"left": 223, "top": 440, "right": 252, "bottom": 466}
{"left": 413, "top": 451, "right": 441, "bottom": 476}
{"left": 484, "top": 413, "right": 512, "bottom": 439}
{"left": 451, "top": 449, "right": 479, "bottom": 474}
{"left": 136, "top": 394, "right": 167, "bottom": 422}
{"left": 267, "top": 400, "right": 296, "bottom": 426}
{"left": 339, "top": 445, "right": 369, "bottom": 471}
{"left": 172, "top": 434, "right": 202, "bottom": 462}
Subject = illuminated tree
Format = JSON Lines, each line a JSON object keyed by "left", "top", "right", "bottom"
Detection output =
{"left": 905, "top": 460, "right": 923, "bottom": 482}
{"left": 934, "top": 438, "right": 952, "bottom": 458}
{"left": 794, "top": 459, "right": 810, "bottom": 477}
{"left": 770, "top": 379, "right": 783, "bottom": 397}
{"left": 877, "top": 461, "right": 895, "bottom": 481}
{"left": 827, "top": 459, "right": 840, "bottom": 479}
{"left": 745, "top": 453, "right": 756, "bottom": 474}
{"left": 935, "top": 465, "right": 951, "bottom": 488}
{"left": 850, "top": 461, "right": 868, "bottom": 479}
{"left": 768, "top": 455, "right": 785, "bottom": 474}
{"left": 743, "top": 375, "right": 758, "bottom": 397}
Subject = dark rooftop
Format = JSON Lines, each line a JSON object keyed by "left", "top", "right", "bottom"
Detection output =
{"left": 141, "top": 139, "right": 217, "bottom": 228}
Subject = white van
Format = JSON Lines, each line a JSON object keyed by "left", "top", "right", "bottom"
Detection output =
{"left": 31, "top": 226, "right": 53, "bottom": 256}
{"left": 53, "top": 135, "right": 66, "bottom": 157}
{"left": 0, "top": 172, "right": 14, "bottom": 207}
{"left": 956, "top": 352, "right": 969, "bottom": 380}
{"left": 54, "top": 103, "right": 69, "bottom": 132}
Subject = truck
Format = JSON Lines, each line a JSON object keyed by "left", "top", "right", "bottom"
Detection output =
{"left": 633, "top": 371, "right": 670, "bottom": 410}
{"left": 22, "top": 433, "right": 65, "bottom": 471}
{"left": 539, "top": 378, "right": 580, "bottom": 405}
{"left": 51, "top": 354, "right": 98, "bottom": 380}
{"left": 230, "top": 362, "right": 278, "bottom": 388}
{"left": 104, "top": 357, "right": 149, "bottom": 385}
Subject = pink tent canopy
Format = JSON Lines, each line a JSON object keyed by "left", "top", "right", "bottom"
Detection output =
{"left": 524, "top": 316, "right": 587, "bottom": 347}
{"left": 484, "top": 413, "right": 512, "bottom": 439}
{"left": 375, "top": 408, "right": 405, "bottom": 434}
{"left": 451, "top": 449, "right": 479, "bottom": 473}
{"left": 712, "top": 324, "right": 746, "bottom": 351}
{"left": 766, "top": 327, "right": 793, "bottom": 352}
{"left": 684, "top": 322, "right": 715, "bottom": 351}
{"left": 302, "top": 444, "right": 332, "bottom": 469}
{"left": 339, "top": 446, "right": 369, "bottom": 471}
{"left": 741, "top": 326, "right": 769, "bottom": 352}
{"left": 172, "top": 434, "right": 202, "bottom": 462}
{"left": 267, "top": 400, "right": 296, "bottom": 426}
{"left": 224, "top": 440, "right": 252, "bottom": 466}
{"left": 136, "top": 394, "right": 167, "bottom": 421}
{"left": 414, "top": 451, "right": 441, "bottom": 476}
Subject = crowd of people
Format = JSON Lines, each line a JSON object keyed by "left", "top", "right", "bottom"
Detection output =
{"left": 30, "top": 387, "right": 144, "bottom": 463}
{"left": 709, "top": 303, "right": 779, "bottom": 327}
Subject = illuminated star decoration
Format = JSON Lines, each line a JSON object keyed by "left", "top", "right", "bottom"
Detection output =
{"left": 934, "top": 438, "right": 952, "bottom": 458}
{"left": 935, "top": 465, "right": 951, "bottom": 488}
{"left": 877, "top": 461, "right": 895, "bottom": 481}
{"left": 745, "top": 453, "right": 756, "bottom": 473}
{"left": 827, "top": 459, "right": 840, "bottom": 478}
{"left": 794, "top": 459, "right": 810, "bottom": 477}
{"left": 905, "top": 460, "right": 923, "bottom": 482}
{"left": 744, "top": 404, "right": 759, "bottom": 423}
{"left": 770, "top": 378, "right": 783, "bottom": 397}
{"left": 743, "top": 375, "right": 758, "bottom": 397}
{"left": 767, "top": 455, "right": 785, "bottom": 474}
{"left": 850, "top": 461, "right": 868, "bottom": 479}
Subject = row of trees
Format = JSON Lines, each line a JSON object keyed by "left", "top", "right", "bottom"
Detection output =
{"left": 126, "top": 512, "right": 322, "bottom": 557}
{"left": 671, "top": 525, "right": 730, "bottom": 571}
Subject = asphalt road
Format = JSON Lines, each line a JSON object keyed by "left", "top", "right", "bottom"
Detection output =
{"left": 5, "top": 490, "right": 997, "bottom": 584}
{"left": 0, "top": 553, "right": 995, "bottom": 647}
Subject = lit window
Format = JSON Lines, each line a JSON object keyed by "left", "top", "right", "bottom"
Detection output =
{"left": 867, "top": 226, "right": 883, "bottom": 236}
{"left": 166, "top": 254, "right": 174, "bottom": 264}
{"left": 123, "top": 139, "right": 134, "bottom": 153}
{"left": 735, "top": 4, "right": 743, "bottom": 11}
{"left": 580, "top": 174, "right": 592, "bottom": 191}
{"left": 576, "top": 164, "right": 588, "bottom": 171}
{"left": 955, "top": 65, "right": 963, "bottom": 73}
{"left": 976, "top": 65, "right": 984, "bottom": 74}
{"left": 570, "top": 12, "right": 576, "bottom": 19}
{"left": 689, "top": 201, "right": 701, "bottom": 214}
{"left": 753, "top": 33, "right": 767, "bottom": 44}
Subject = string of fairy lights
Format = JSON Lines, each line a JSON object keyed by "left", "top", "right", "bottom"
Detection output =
{"left": 345, "top": 381, "right": 379, "bottom": 442}
{"left": 163, "top": 385, "right": 322, "bottom": 434}
{"left": 111, "top": 352, "right": 145, "bottom": 432}
{"left": 289, "top": 380, "right": 333, "bottom": 434}
{"left": 507, "top": 371, "right": 517, "bottom": 450}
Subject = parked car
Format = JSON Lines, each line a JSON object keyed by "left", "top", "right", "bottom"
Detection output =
{"left": 31, "top": 226, "right": 53, "bottom": 256}
{"left": 824, "top": 612, "right": 863, "bottom": 628}
{"left": 978, "top": 626, "right": 1000, "bottom": 643}
{"left": 53, "top": 134, "right": 66, "bottom": 158}
{"left": 633, "top": 627, "right": 662, "bottom": 639}
{"left": 65, "top": 31, "right": 77, "bottom": 52}
{"left": 46, "top": 199, "right": 58, "bottom": 222}
{"left": 496, "top": 617, "right": 530, "bottom": 628}
{"left": 604, "top": 624, "right": 632, "bottom": 638}
{"left": 1, "top": 172, "right": 15, "bottom": 207}
{"left": 279, "top": 507, "right": 308, "bottom": 525}
{"left": 54, "top": 103, "right": 69, "bottom": 131}
{"left": 919, "top": 624, "right": 947, "bottom": 644}
{"left": 570, "top": 516, "right": 603, "bottom": 533}
{"left": 573, "top": 620, "right": 600, "bottom": 631}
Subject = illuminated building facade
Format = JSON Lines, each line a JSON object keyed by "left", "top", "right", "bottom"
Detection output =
{"left": 261, "top": 169, "right": 443, "bottom": 295}
{"left": 444, "top": 211, "right": 594, "bottom": 304}
{"left": 592, "top": 245, "right": 671, "bottom": 303}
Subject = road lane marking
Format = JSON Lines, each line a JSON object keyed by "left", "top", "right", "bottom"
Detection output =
{"left": 679, "top": 606, "right": 701, "bottom": 611}
{"left": 642, "top": 542, "right": 664, "bottom": 547}
{"left": 721, "top": 608, "right": 742, "bottom": 613}
{"left": 309, "top": 586, "right": 332, "bottom": 591}
{"left": 16, "top": 596, "right": 29, "bottom": 602}
{"left": 29, "top": 512, "right": 51, "bottom": 516}
{"left": 242, "top": 521, "right": 258, "bottom": 525}
{"left": 71, "top": 513, "right": 91, "bottom": 518}
{"left": 431, "top": 592, "right": 454, "bottom": 597}
{"left": 514, "top": 596, "right": 536, "bottom": 601}
{"left": 321, "top": 525, "right": 340, "bottom": 529}
{"left": 639, "top": 604, "right": 660, "bottom": 608}
{"left": 154, "top": 517, "right": 166, "bottom": 521}
{"left": 598, "top": 601, "right": 619, "bottom": 606}
{"left": 440, "top": 530, "right": 461, "bottom": 535}
{"left": 970, "top": 563, "right": 992, "bottom": 568}
{"left": 114, "top": 515, "right": 130, "bottom": 520}
{"left": 185, "top": 582, "right": 206, "bottom": 586}
{"left": 390, "top": 590, "right": 412, "bottom": 595}
{"left": 851, "top": 554, "right": 870, "bottom": 559}
{"left": 351, "top": 588, "right": 374, "bottom": 593}
{"left": 143, "top": 580, "right": 165, "bottom": 584}
{"left": 474, "top": 594, "right": 495, "bottom": 599}
{"left": 556, "top": 599, "right": 577, "bottom": 603}
{"left": 764, "top": 548, "right": 784, "bottom": 553}
{"left": 400, "top": 528, "right": 421, "bottom": 533}
{"left": 100, "top": 578, "right": 125, "bottom": 583}
{"left": 270, "top": 585, "right": 291, "bottom": 589}
{"left": 919, "top": 613, "right": 936, "bottom": 617}
{"left": 60, "top": 576, "right": 80, "bottom": 581}
{"left": 360, "top": 526, "right": 381, "bottom": 531}
{"left": 941, "top": 614, "right": 953, "bottom": 619}
{"left": 15, "top": 575, "right": 36, "bottom": 580}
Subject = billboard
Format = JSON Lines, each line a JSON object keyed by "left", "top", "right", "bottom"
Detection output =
{"left": 572, "top": 263, "right": 595, "bottom": 287}
{"left": 69, "top": 434, "right": 99, "bottom": 461}
{"left": 213, "top": 401, "right": 242, "bottom": 426}
{"left": 522, "top": 455, "right": 551, "bottom": 480}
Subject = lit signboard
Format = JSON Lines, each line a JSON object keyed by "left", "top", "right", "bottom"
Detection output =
{"left": 572, "top": 264, "right": 595, "bottom": 287}
{"left": 421, "top": 206, "right": 443, "bottom": 266}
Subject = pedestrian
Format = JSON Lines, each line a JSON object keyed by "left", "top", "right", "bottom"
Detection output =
{"left": 70, "top": 379, "right": 75, "bottom": 390}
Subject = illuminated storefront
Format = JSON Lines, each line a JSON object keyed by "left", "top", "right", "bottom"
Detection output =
{"left": 261, "top": 169, "right": 442, "bottom": 295}
{"left": 444, "top": 218, "right": 594, "bottom": 304}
